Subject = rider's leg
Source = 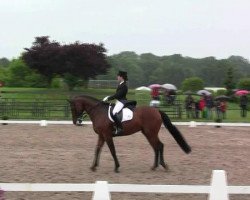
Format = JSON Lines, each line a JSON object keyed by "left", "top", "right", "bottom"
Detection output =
{"left": 112, "top": 101, "right": 124, "bottom": 135}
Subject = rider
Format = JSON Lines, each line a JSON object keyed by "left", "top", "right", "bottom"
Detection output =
{"left": 103, "top": 70, "right": 128, "bottom": 135}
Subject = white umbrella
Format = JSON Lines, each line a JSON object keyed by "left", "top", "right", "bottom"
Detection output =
{"left": 197, "top": 89, "right": 211, "bottom": 96}
{"left": 161, "top": 83, "right": 177, "bottom": 90}
{"left": 135, "top": 86, "right": 151, "bottom": 91}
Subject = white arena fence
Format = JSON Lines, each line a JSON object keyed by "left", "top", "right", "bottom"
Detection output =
{"left": 1, "top": 120, "right": 250, "bottom": 127}
{"left": 0, "top": 170, "right": 250, "bottom": 200}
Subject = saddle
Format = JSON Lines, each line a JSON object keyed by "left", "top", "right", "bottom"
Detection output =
{"left": 108, "top": 100, "right": 137, "bottom": 122}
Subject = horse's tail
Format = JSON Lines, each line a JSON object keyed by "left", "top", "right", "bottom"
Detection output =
{"left": 159, "top": 110, "right": 191, "bottom": 154}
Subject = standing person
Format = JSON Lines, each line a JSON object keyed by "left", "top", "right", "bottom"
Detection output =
{"left": 194, "top": 101, "right": 200, "bottom": 118}
{"left": 150, "top": 87, "right": 160, "bottom": 107}
{"left": 240, "top": 95, "right": 248, "bottom": 117}
{"left": 185, "top": 94, "right": 194, "bottom": 118}
{"left": 215, "top": 100, "right": 222, "bottom": 120}
{"left": 220, "top": 100, "right": 227, "bottom": 119}
{"left": 151, "top": 87, "right": 160, "bottom": 100}
{"left": 103, "top": 70, "right": 128, "bottom": 135}
{"left": 199, "top": 96, "right": 206, "bottom": 118}
{"left": 205, "top": 95, "right": 214, "bottom": 119}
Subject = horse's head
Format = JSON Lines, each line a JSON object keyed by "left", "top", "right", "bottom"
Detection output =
{"left": 68, "top": 99, "right": 84, "bottom": 125}
{"left": 68, "top": 95, "right": 103, "bottom": 125}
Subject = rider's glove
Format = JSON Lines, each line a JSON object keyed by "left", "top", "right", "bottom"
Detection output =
{"left": 103, "top": 96, "right": 110, "bottom": 102}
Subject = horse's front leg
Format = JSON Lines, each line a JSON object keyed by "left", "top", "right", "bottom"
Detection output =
{"left": 106, "top": 138, "right": 120, "bottom": 173}
{"left": 90, "top": 135, "right": 105, "bottom": 172}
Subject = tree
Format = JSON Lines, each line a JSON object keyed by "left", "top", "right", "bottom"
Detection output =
{"left": 181, "top": 77, "right": 204, "bottom": 92}
{"left": 22, "top": 36, "right": 62, "bottom": 84}
{"left": 63, "top": 73, "right": 81, "bottom": 90}
{"left": 4, "top": 58, "right": 47, "bottom": 87}
{"left": 22, "top": 36, "right": 111, "bottom": 88}
{"left": 62, "top": 42, "right": 110, "bottom": 80}
{"left": 237, "top": 78, "right": 250, "bottom": 91}
{"left": 139, "top": 53, "right": 162, "bottom": 85}
{"left": 100, "top": 52, "right": 144, "bottom": 87}
{"left": 0, "top": 57, "right": 10, "bottom": 67}
{"left": 224, "top": 66, "right": 236, "bottom": 96}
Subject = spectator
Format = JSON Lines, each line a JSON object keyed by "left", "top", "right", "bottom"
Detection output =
{"left": 164, "top": 89, "right": 176, "bottom": 105}
{"left": 199, "top": 96, "right": 206, "bottom": 118}
{"left": 215, "top": 100, "right": 222, "bottom": 120}
{"left": 205, "top": 95, "right": 214, "bottom": 119}
{"left": 185, "top": 94, "right": 194, "bottom": 118}
{"left": 220, "top": 100, "right": 227, "bottom": 119}
{"left": 240, "top": 95, "right": 248, "bottom": 117}
{"left": 194, "top": 101, "right": 200, "bottom": 118}
{"left": 151, "top": 88, "right": 160, "bottom": 100}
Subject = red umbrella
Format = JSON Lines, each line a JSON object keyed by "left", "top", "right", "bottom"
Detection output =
{"left": 235, "top": 90, "right": 249, "bottom": 96}
{"left": 149, "top": 84, "right": 161, "bottom": 89}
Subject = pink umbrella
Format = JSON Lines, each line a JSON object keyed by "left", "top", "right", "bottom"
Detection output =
{"left": 235, "top": 90, "right": 249, "bottom": 96}
{"left": 148, "top": 84, "right": 161, "bottom": 89}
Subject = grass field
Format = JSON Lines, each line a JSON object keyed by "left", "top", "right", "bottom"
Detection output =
{"left": 0, "top": 87, "right": 249, "bottom": 122}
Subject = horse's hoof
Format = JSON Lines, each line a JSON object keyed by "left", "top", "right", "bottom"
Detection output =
{"left": 151, "top": 166, "right": 157, "bottom": 171}
{"left": 90, "top": 167, "right": 96, "bottom": 172}
{"left": 163, "top": 166, "right": 169, "bottom": 171}
{"left": 160, "top": 162, "right": 169, "bottom": 171}
{"left": 114, "top": 168, "right": 120, "bottom": 173}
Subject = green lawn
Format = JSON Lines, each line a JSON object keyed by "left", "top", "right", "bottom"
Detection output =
{"left": 0, "top": 87, "right": 249, "bottom": 122}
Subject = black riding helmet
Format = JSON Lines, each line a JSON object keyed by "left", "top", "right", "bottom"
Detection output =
{"left": 117, "top": 70, "right": 128, "bottom": 81}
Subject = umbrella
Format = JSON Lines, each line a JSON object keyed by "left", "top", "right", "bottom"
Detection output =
{"left": 184, "top": 90, "right": 194, "bottom": 95}
{"left": 161, "top": 83, "right": 177, "bottom": 90}
{"left": 135, "top": 86, "right": 151, "bottom": 91}
{"left": 197, "top": 89, "right": 211, "bottom": 96}
{"left": 235, "top": 90, "right": 249, "bottom": 96}
{"left": 148, "top": 84, "right": 161, "bottom": 89}
{"left": 214, "top": 95, "right": 231, "bottom": 101}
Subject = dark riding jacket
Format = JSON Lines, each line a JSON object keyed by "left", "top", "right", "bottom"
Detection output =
{"left": 107, "top": 81, "right": 128, "bottom": 102}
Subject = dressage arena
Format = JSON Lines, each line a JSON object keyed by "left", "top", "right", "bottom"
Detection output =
{"left": 0, "top": 124, "right": 249, "bottom": 200}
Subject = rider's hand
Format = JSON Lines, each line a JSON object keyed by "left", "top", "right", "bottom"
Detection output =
{"left": 103, "top": 96, "right": 110, "bottom": 102}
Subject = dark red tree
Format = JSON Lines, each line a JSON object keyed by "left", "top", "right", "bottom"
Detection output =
{"left": 22, "top": 36, "right": 111, "bottom": 86}
{"left": 62, "top": 42, "right": 110, "bottom": 79}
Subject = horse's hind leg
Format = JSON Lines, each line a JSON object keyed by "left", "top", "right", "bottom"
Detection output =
{"left": 90, "top": 135, "right": 105, "bottom": 172}
{"left": 159, "top": 142, "right": 168, "bottom": 170}
{"left": 151, "top": 146, "right": 159, "bottom": 170}
{"left": 142, "top": 129, "right": 162, "bottom": 170}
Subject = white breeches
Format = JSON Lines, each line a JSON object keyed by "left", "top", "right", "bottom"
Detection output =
{"left": 112, "top": 101, "right": 124, "bottom": 115}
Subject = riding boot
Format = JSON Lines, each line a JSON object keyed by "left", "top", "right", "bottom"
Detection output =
{"left": 113, "top": 113, "right": 123, "bottom": 135}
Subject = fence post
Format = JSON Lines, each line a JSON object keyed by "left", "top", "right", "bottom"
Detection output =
{"left": 92, "top": 181, "right": 110, "bottom": 200}
{"left": 209, "top": 170, "right": 229, "bottom": 200}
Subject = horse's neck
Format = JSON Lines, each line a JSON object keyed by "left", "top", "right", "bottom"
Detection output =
{"left": 83, "top": 100, "right": 97, "bottom": 112}
{"left": 83, "top": 99, "right": 107, "bottom": 120}
{"left": 82, "top": 99, "right": 101, "bottom": 115}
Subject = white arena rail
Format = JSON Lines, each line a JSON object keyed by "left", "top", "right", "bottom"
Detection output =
{"left": 1, "top": 120, "right": 250, "bottom": 127}
{"left": 0, "top": 170, "right": 249, "bottom": 200}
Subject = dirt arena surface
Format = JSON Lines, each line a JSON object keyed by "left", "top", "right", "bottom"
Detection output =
{"left": 0, "top": 124, "right": 249, "bottom": 200}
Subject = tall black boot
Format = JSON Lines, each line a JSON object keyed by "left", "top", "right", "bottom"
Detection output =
{"left": 113, "top": 113, "right": 123, "bottom": 135}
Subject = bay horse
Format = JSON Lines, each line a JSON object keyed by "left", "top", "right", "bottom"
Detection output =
{"left": 68, "top": 95, "right": 191, "bottom": 173}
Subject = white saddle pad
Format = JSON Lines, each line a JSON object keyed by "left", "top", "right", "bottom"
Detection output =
{"left": 108, "top": 106, "right": 133, "bottom": 122}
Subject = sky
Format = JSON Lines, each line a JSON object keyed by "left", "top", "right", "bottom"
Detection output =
{"left": 1, "top": 0, "right": 250, "bottom": 60}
